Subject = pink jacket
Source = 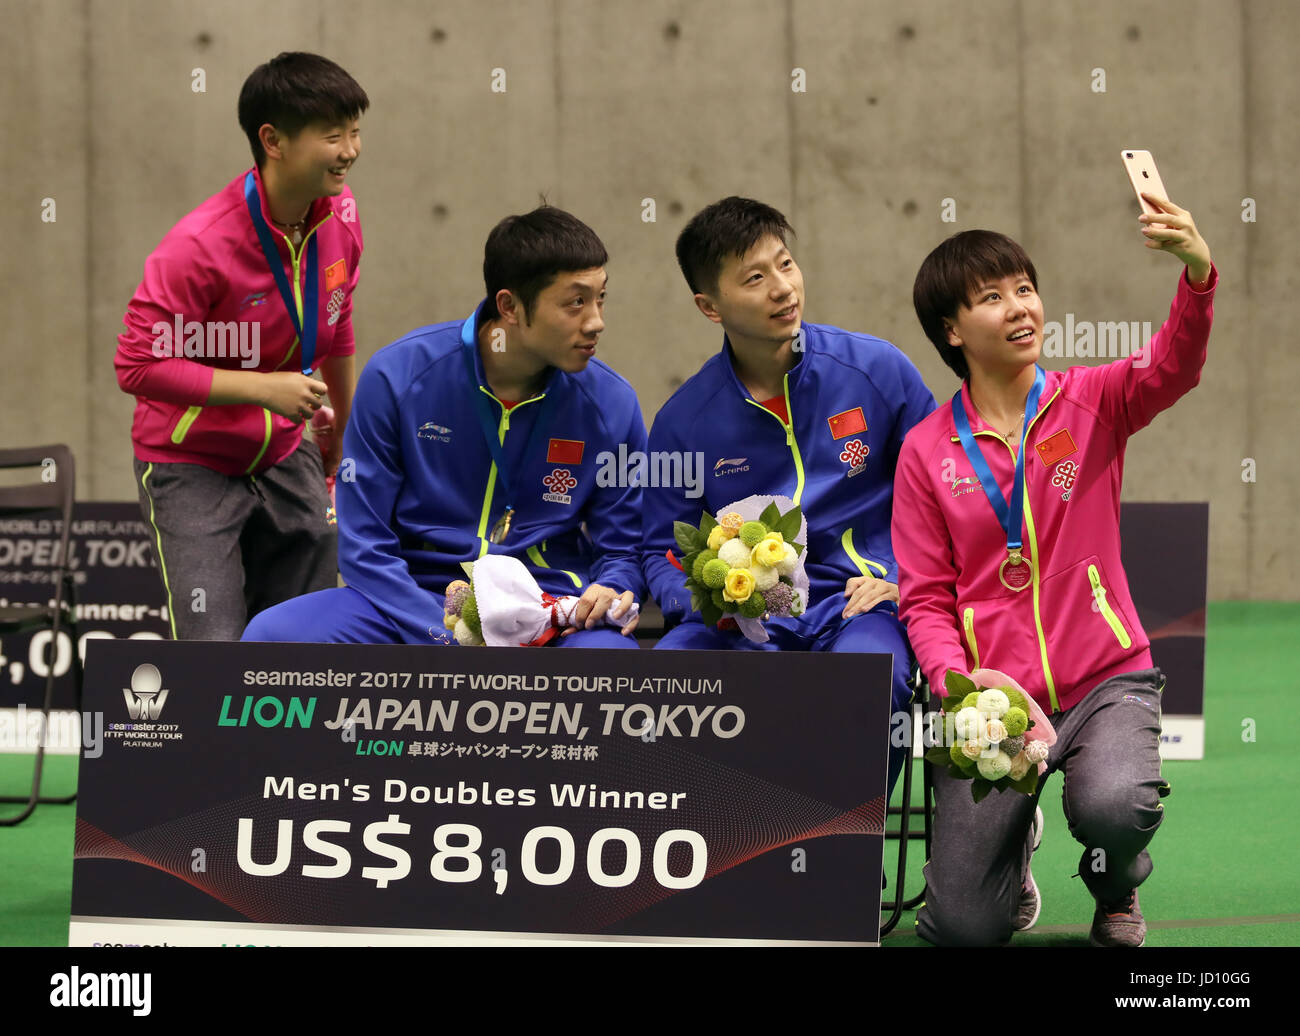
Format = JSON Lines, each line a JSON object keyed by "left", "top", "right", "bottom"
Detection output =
{"left": 893, "top": 267, "right": 1217, "bottom": 713}
{"left": 115, "top": 167, "right": 362, "bottom": 476}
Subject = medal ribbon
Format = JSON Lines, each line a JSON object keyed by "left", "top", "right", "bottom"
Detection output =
{"left": 950, "top": 365, "right": 1046, "bottom": 554}
{"left": 459, "top": 305, "right": 555, "bottom": 533}
{"left": 244, "top": 171, "right": 319, "bottom": 375}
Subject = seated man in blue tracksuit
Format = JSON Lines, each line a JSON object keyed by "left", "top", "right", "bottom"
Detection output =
{"left": 642, "top": 197, "right": 936, "bottom": 788}
{"left": 244, "top": 206, "right": 645, "bottom": 647}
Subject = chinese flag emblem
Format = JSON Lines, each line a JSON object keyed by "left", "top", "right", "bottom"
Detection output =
{"left": 324, "top": 259, "right": 347, "bottom": 292}
{"left": 827, "top": 407, "right": 867, "bottom": 440}
{"left": 547, "top": 438, "right": 585, "bottom": 465}
{"left": 1035, "top": 429, "right": 1078, "bottom": 467}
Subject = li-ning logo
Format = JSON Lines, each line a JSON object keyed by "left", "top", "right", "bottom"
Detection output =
{"left": 418, "top": 422, "right": 452, "bottom": 443}
{"left": 713, "top": 456, "right": 750, "bottom": 477}
{"left": 240, "top": 291, "right": 269, "bottom": 310}
{"left": 542, "top": 468, "right": 577, "bottom": 505}
{"left": 839, "top": 439, "right": 869, "bottom": 477}
{"left": 123, "top": 663, "right": 169, "bottom": 721}
{"left": 951, "top": 475, "right": 980, "bottom": 497}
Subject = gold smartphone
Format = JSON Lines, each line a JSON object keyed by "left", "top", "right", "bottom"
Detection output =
{"left": 1121, "top": 150, "right": 1170, "bottom": 216}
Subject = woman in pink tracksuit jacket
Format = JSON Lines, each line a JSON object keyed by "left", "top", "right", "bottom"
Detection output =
{"left": 894, "top": 194, "right": 1215, "bottom": 947}
{"left": 115, "top": 53, "right": 367, "bottom": 641}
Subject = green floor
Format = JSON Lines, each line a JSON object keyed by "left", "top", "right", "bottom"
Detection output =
{"left": 0, "top": 753, "right": 79, "bottom": 946}
{"left": 1, "top": 601, "right": 1296, "bottom": 947}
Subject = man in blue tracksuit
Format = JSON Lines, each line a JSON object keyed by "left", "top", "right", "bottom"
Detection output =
{"left": 642, "top": 197, "right": 936, "bottom": 788}
{"left": 244, "top": 206, "right": 645, "bottom": 646}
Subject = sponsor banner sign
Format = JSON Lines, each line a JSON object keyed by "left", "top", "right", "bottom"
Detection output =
{"left": 71, "top": 641, "right": 891, "bottom": 945}
{"left": 1119, "top": 502, "right": 1208, "bottom": 760}
{"left": 0, "top": 502, "right": 168, "bottom": 718}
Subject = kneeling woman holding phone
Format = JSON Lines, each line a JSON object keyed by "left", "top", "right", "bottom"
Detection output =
{"left": 893, "top": 156, "right": 1214, "bottom": 948}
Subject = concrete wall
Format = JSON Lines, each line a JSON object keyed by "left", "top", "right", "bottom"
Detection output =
{"left": 2, "top": 0, "right": 1294, "bottom": 599}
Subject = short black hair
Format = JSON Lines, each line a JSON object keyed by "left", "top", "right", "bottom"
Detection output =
{"left": 238, "top": 52, "right": 369, "bottom": 167}
{"left": 912, "top": 230, "right": 1039, "bottom": 381}
{"left": 675, "top": 196, "right": 796, "bottom": 296}
{"left": 482, "top": 207, "right": 608, "bottom": 322}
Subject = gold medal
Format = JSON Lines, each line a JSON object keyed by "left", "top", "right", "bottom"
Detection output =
{"left": 489, "top": 508, "right": 514, "bottom": 545}
{"left": 999, "top": 547, "right": 1033, "bottom": 592}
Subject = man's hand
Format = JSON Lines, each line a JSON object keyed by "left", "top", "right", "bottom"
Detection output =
{"left": 1139, "top": 195, "right": 1212, "bottom": 287}
{"left": 261, "top": 371, "right": 329, "bottom": 423}
{"left": 842, "top": 574, "right": 899, "bottom": 618}
{"left": 565, "top": 583, "right": 639, "bottom": 636}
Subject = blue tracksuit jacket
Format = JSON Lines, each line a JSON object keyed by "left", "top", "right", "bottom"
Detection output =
{"left": 642, "top": 322, "right": 935, "bottom": 625}
{"left": 339, "top": 302, "right": 647, "bottom": 644}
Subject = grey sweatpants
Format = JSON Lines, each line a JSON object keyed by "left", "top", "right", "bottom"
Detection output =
{"left": 133, "top": 438, "right": 337, "bottom": 641}
{"left": 917, "top": 668, "right": 1167, "bottom": 947}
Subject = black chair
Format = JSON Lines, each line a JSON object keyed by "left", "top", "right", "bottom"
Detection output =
{"left": 0, "top": 444, "right": 83, "bottom": 826}
{"left": 880, "top": 669, "right": 936, "bottom": 936}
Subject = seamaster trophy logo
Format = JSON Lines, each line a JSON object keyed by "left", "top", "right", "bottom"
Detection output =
{"left": 123, "top": 663, "right": 169, "bottom": 721}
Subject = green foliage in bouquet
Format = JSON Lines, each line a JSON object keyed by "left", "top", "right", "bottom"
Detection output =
{"left": 459, "top": 590, "right": 481, "bottom": 640}
{"left": 923, "top": 671, "right": 1041, "bottom": 802}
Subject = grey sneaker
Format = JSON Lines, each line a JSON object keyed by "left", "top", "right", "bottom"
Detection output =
{"left": 1014, "top": 807, "right": 1044, "bottom": 932}
{"left": 1090, "top": 889, "right": 1146, "bottom": 947}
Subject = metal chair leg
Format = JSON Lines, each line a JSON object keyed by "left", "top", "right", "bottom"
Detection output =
{"left": 881, "top": 704, "right": 937, "bottom": 927}
{"left": 880, "top": 749, "right": 914, "bottom": 935}
{"left": 0, "top": 624, "right": 82, "bottom": 823}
